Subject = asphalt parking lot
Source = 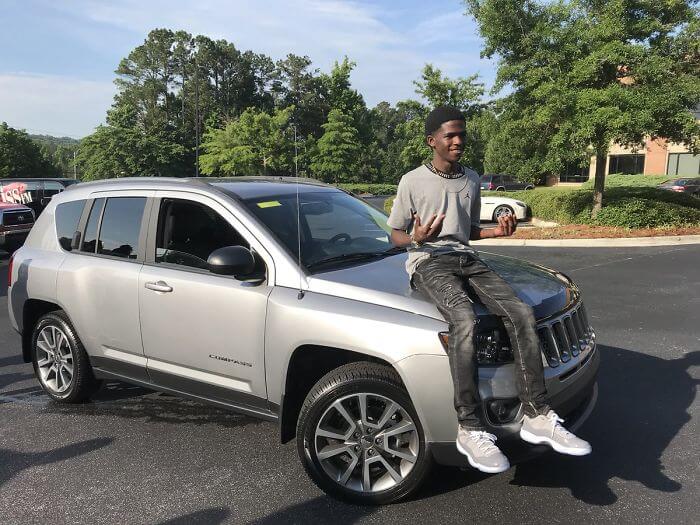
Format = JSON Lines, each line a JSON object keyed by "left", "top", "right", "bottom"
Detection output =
{"left": 1, "top": 245, "right": 698, "bottom": 524}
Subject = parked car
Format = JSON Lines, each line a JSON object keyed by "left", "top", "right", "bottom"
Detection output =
{"left": 481, "top": 174, "right": 535, "bottom": 191}
{"left": 657, "top": 177, "right": 700, "bottom": 197}
{"left": 479, "top": 196, "right": 532, "bottom": 222}
{"left": 8, "top": 177, "right": 598, "bottom": 504}
{"left": 0, "top": 178, "right": 79, "bottom": 217}
{"left": 0, "top": 202, "right": 35, "bottom": 250}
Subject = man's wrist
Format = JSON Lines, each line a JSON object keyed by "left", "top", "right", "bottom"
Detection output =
{"left": 410, "top": 233, "right": 425, "bottom": 247}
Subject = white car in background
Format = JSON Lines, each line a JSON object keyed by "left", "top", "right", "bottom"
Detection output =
{"left": 479, "top": 195, "right": 531, "bottom": 223}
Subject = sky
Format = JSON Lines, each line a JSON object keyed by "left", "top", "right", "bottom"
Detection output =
{"left": 0, "top": 0, "right": 496, "bottom": 139}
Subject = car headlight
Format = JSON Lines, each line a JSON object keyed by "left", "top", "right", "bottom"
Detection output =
{"left": 439, "top": 324, "right": 514, "bottom": 365}
{"left": 515, "top": 201, "right": 526, "bottom": 207}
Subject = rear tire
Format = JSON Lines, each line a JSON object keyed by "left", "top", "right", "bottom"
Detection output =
{"left": 31, "top": 311, "right": 101, "bottom": 403}
{"left": 493, "top": 205, "right": 515, "bottom": 222}
{"left": 296, "top": 362, "right": 431, "bottom": 505}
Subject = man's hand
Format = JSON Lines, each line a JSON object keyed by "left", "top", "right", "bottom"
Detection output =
{"left": 494, "top": 214, "right": 517, "bottom": 237}
{"left": 412, "top": 212, "right": 445, "bottom": 244}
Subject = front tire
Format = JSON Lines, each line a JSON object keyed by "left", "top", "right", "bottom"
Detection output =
{"left": 31, "top": 311, "right": 101, "bottom": 403}
{"left": 296, "top": 362, "right": 431, "bottom": 505}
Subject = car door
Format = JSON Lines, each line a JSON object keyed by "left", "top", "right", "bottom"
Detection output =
{"left": 139, "top": 191, "right": 274, "bottom": 411}
{"left": 57, "top": 191, "right": 153, "bottom": 380}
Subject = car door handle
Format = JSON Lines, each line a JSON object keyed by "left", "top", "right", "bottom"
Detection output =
{"left": 145, "top": 281, "right": 173, "bottom": 293}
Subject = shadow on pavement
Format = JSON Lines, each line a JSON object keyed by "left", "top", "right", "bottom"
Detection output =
{"left": 247, "top": 496, "right": 375, "bottom": 525}
{"left": 156, "top": 507, "right": 231, "bottom": 525}
{"left": 0, "top": 355, "right": 24, "bottom": 368}
{"left": 0, "top": 257, "right": 8, "bottom": 298}
{"left": 0, "top": 437, "right": 114, "bottom": 487}
{"left": 44, "top": 381, "right": 267, "bottom": 429}
{"left": 414, "top": 345, "right": 697, "bottom": 506}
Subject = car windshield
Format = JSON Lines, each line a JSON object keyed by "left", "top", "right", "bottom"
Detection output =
{"left": 243, "top": 190, "right": 397, "bottom": 271}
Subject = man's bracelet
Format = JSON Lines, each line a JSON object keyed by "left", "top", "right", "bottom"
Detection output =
{"left": 410, "top": 234, "right": 424, "bottom": 248}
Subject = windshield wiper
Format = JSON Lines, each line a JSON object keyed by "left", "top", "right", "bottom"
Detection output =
{"left": 306, "top": 252, "right": 389, "bottom": 270}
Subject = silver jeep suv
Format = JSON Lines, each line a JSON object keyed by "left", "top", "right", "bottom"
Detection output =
{"left": 7, "top": 177, "right": 598, "bottom": 504}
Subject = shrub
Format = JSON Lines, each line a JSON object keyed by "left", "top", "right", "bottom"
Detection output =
{"left": 384, "top": 196, "right": 395, "bottom": 215}
{"left": 385, "top": 186, "right": 700, "bottom": 228}
{"left": 580, "top": 173, "right": 668, "bottom": 189}
{"left": 338, "top": 183, "right": 397, "bottom": 195}
{"left": 593, "top": 198, "right": 700, "bottom": 228}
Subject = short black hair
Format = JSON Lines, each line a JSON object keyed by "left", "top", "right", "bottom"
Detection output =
{"left": 425, "top": 106, "right": 465, "bottom": 136}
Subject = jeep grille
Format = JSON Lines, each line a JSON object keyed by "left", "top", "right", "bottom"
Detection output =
{"left": 538, "top": 302, "right": 593, "bottom": 368}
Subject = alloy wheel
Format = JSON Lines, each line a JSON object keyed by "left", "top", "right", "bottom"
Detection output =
{"left": 36, "top": 325, "right": 74, "bottom": 394}
{"left": 314, "top": 392, "right": 419, "bottom": 493}
{"left": 494, "top": 205, "right": 513, "bottom": 219}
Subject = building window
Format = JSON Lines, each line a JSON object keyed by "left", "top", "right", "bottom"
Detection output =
{"left": 559, "top": 161, "right": 590, "bottom": 183}
{"left": 667, "top": 153, "right": 700, "bottom": 177}
{"left": 609, "top": 154, "right": 645, "bottom": 175}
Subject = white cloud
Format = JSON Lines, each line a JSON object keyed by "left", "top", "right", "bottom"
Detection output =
{"left": 52, "top": 0, "right": 493, "bottom": 103}
{"left": 7, "top": 1, "right": 496, "bottom": 135}
{"left": 0, "top": 73, "right": 115, "bottom": 138}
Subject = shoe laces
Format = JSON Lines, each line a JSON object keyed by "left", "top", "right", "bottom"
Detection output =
{"left": 546, "top": 411, "right": 575, "bottom": 439}
{"left": 469, "top": 431, "right": 500, "bottom": 454}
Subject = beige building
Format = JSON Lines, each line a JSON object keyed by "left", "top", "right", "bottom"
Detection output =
{"left": 555, "top": 107, "right": 700, "bottom": 184}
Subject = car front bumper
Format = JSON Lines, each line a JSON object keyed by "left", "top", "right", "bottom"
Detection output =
{"left": 395, "top": 339, "right": 599, "bottom": 467}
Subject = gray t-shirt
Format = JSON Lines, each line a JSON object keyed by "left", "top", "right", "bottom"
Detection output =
{"left": 387, "top": 164, "right": 481, "bottom": 277}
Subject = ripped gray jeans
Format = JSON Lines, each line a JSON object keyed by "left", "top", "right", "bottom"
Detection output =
{"left": 412, "top": 251, "right": 549, "bottom": 429}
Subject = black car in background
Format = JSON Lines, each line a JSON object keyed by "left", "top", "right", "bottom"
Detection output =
{"left": 0, "top": 178, "right": 79, "bottom": 216}
{"left": 480, "top": 174, "right": 535, "bottom": 191}
{"left": 657, "top": 177, "right": 700, "bottom": 197}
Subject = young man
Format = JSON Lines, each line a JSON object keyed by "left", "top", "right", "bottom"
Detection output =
{"left": 387, "top": 106, "right": 591, "bottom": 474}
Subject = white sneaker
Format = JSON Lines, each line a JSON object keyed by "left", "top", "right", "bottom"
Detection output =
{"left": 456, "top": 427, "right": 510, "bottom": 473}
{"left": 520, "top": 410, "right": 592, "bottom": 456}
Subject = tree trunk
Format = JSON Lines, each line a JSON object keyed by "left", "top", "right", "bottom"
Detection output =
{"left": 591, "top": 148, "right": 607, "bottom": 218}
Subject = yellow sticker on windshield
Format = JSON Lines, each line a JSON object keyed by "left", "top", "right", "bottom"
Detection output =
{"left": 257, "top": 200, "right": 282, "bottom": 208}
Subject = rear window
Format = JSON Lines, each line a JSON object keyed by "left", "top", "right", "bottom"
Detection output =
{"left": 97, "top": 197, "right": 147, "bottom": 259}
{"left": 55, "top": 200, "right": 86, "bottom": 251}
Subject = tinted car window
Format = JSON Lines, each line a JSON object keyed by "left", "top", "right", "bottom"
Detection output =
{"left": 55, "top": 200, "right": 86, "bottom": 251}
{"left": 155, "top": 199, "right": 248, "bottom": 269}
{"left": 81, "top": 198, "right": 105, "bottom": 253}
{"left": 43, "top": 181, "right": 65, "bottom": 198}
{"left": 97, "top": 197, "right": 146, "bottom": 259}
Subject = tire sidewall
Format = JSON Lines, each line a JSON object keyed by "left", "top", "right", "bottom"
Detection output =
{"left": 31, "top": 312, "right": 90, "bottom": 402}
{"left": 298, "top": 376, "right": 429, "bottom": 505}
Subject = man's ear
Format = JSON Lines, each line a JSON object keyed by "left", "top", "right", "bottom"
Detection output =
{"left": 426, "top": 134, "right": 435, "bottom": 149}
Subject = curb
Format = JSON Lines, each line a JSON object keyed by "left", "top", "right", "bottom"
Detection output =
{"left": 472, "top": 234, "right": 700, "bottom": 247}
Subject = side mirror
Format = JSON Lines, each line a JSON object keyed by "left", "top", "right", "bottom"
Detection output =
{"left": 207, "top": 246, "right": 256, "bottom": 277}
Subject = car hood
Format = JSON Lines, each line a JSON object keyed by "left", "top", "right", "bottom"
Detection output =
{"left": 307, "top": 251, "right": 578, "bottom": 322}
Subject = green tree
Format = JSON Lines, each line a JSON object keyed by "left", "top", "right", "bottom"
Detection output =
{"left": 275, "top": 54, "right": 327, "bottom": 137}
{"left": 467, "top": 0, "right": 700, "bottom": 214}
{"left": 77, "top": 126, "right": 185, "bottom": 180}
{"left": 0, "top": 123, "right": 60, "bottom": 178}
{"left": 199, "top": 107, "right": 295, "bottom": 176}
{"left": 311, "top": 109, "right": 363, "bottom": 183}
{"left": 414, "top": 64, "right": 484, "bottom": 113}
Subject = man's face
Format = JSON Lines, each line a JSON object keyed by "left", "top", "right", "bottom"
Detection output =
{"left": 427, "top": 120, "right": 466, "bottom": 163}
